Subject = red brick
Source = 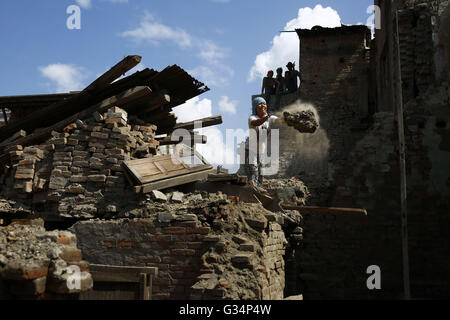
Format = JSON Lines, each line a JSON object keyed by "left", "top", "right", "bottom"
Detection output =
{"left": 66, "top": 260, "right": 90, "bottom": 272}
{"left": 139, "top": 256, "right": 162, "bottom": 263}
{"left": 170, "top": 242, "right": 186, "bottom": 249}
{"left": 153, "top": 278, "right": 171, "bottom": 286}
{"left": 174, "top": 221, "right": 198, "bottom": 228}
{"left": 164, "top": 227, "right": 186, "bottom": 234}
{"left": 22, "top": 266, "right": 49, "bottom": 280}
{"left": 169, "top": 271, "right": 186, "bottom": 279}
{"left": 117, "top": 241, "right": 139, "bottom": 248}
{"left": 59, "top": 247, "right": 82, "bottom": 262}
{"left": 172, "top": 278, "right": 195, "bottom": 286}
{"left": 162, "top": 256, "right": 181, "bottom": 264}
{"left": 102, "top": 240, "right": 116, "bottom": 248}
{"left": 173, "top": 234, "right": 196, "bottom": 241}
{"left": 187, "top": 242, "right": 204, "bottom": 249}
{"left": 186, "top": 227, "right": 211, "bottom": 235}
{"left": 56, "top": 235, "right": 75, "bottom": 245}
{"left": 172, "top": 249, "right": 196, "bottom": 256}
{"left": 149, "top": 235, "right": 171, "bottom": 242}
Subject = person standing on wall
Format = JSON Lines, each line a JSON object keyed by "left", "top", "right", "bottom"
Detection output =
{"left": 285, "top": 62, "right": 302, "bottom": 93}
{"left": 261, "top": 70, "right": 278, "bottom": 100}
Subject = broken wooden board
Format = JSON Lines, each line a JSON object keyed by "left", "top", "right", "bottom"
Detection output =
{"left": 207, "top": 173, "right": 248, "bottom": 185}
{"left": 123, "top": 148, "right": 213, "bottom": 193}
{"left": 282, "top": 205, "right": 368, "bottom": 216}
{"left": 136, "top": 168, "right": 216, "bottom": 194}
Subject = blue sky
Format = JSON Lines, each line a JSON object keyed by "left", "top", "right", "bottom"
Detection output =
{"left": 0, "top": 0, "right": 373, "bottom": 171}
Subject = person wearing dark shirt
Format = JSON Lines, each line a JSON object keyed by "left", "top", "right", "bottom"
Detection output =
{"left": 275, "top": 67, "right": 285, "bottom": 94}
{"left": 285, "top": 62, "right": 301, "bottom": 93}
{"left": 261, "top": 70, "right": 278, "bottom": 98}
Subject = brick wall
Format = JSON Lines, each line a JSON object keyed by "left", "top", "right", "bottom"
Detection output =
{"left": 70, "top": 202, "right": 287, "bottom": 300}
{"left": 1, "top": 107, "right": 159, "bottom": 220}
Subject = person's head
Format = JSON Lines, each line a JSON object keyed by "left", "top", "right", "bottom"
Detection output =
{"left": 286, "top": 62, "right": 294, "bottom": 70}
{"left": 276, "top": 67, "right": 283, "bottom": 76}
{"left": 252, "top": 97, "right": 267, "bottom": 117}
{"left": 267, "top": 70, "right": 274, "bottom": 78}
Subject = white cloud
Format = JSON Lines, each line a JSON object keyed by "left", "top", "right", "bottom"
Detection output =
{"left": 120, "top": 14, "right": 192, "bottom": 48}
{"left": 188, "top": 65, "right": 233, "bottom": 88}
{"left": 198, "top": 40, "right": 227, "bottom": 65}
{"left": 120, "top": 13, "right": 233, "bottom": 88}
{"left": 218, "top": 96, "right": 238, "bottom": 115}
{"left": 248, "top": 5, "right": 341, "bottom": 82}
{"left": 39, "top": 64, "right": 86, "bottom": 93}
{"left": 173, "top": 97, "right": 237, "bottom": 166}
{"left": 76, "top": 0, "right": 92, "bottom": 9}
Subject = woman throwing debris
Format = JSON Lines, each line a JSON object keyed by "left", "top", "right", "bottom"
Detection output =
{"left": 244, "top": 97, "right": 284, "bottom": 186}
{"left": 244, "top": 97, "right": 319, "bottom": 186}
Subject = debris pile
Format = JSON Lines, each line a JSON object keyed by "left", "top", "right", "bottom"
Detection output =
{"left": 0, "top": 219, "right": 92, "bottom": 299}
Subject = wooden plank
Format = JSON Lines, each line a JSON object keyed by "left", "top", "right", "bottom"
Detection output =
{"left": 0, "top": 130, "right": 26, "bottom": 147}
{"left": 84, "top": 55, "right": 142, "bottom": 93}
{"left": 208, "top": 173, "right": 239, "bottom": 182}
{"left": 139, "top": 168, "right": 215, "bottom": 193}
{"left": 90, "top": 264, "right": 158, "bottom": 276}
{"left": 124, "top": 154, "right": 211, "bottom": 185}
{"left": 139, "top": 273, "right": 149, "bottom": 300}
{"left": 1, "top": 86, "right": 151, "bottom": 150}
{"left": 157, "top": 115, "right": 222, "bottom": 134}
{"left": 173, "top": 115, "right": 222, "bottom": 131}
{"left": 281, "top": 205, "right": 368, "bottom": 216}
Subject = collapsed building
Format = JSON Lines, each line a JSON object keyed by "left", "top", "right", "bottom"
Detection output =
{"left": 1, "top": 0, "right": 449, "bottom": 301}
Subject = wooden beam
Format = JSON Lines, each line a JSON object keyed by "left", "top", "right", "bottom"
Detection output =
{"left": 173, "top": 115, "right": 222, "bottom": 131}
{"left": 89, "top": 264, "right": 158, "bottom": 283}
{"left": 281, "top": 205, "right": 368, "bottom": 216}
{"left": 84, "top": 55, "right": 142, "bottom": 93}
{"left": 1, "top": 86, "right": 151, "bottom": 150}
{"left": 157, "top": 115, "right": 222, "bottom": 134}
{"left": 157, "top": 133, "right": 207, "bottom": 146}
{"left": 126, "top": 91, "right": 171, "bottom": 115}
{"left": 0, "top": 55, "right": 142, "bottom": 143}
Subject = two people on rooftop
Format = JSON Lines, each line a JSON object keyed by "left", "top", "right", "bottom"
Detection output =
{"left": 261, "top": 62, "right": 302, "bottom": 99}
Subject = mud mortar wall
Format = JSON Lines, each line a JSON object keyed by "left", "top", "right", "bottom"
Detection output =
{"left": 70, "top": 203, "right": 287, "bottom": 300}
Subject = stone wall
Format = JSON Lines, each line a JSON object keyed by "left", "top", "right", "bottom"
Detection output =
{"left": 1, "top": 107, "right": 159, "bottom": 221}
{"left": 0, "top": 219, "right": 92, "bottom": 299}
{"left": 70, "top": 201, "right": 287, "bottom": 300}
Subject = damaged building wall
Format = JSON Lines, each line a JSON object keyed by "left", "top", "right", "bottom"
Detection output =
{"left": 270, "top": 1, "right": 450, "bottom": 299}
{"left": 271, "top": 26, "right": 373, "bottom": 204}
{"left": 69, "top": 200, "right": 287, "bottom": 300}
{"left": 0, "top": 219, "right": 92, "bottom": 299}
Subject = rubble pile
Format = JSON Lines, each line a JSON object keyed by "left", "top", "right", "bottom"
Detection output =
{"left": 69, "top": 192, "right": 288, "bottom": 300}
{"left": 283, "top": 110, "right": 319, "bottom": 133}
{"left": 1, "top": 106, "right": 160, "bottom": 220}
{"left": 0, "top": 219, "right": 92, "bottom": 299}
